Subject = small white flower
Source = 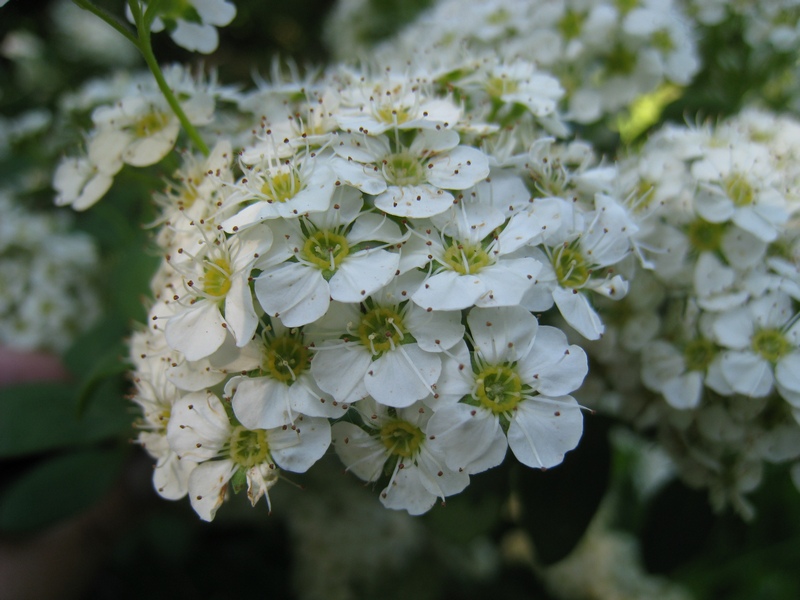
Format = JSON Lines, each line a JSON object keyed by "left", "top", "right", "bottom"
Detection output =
{"left": 167, "top": 390, "right": 331, "bottom": 521}
{"left": 332, "top": 399, "right": 469, "bottom": 515}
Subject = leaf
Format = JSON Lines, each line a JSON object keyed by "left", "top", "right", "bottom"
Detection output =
{"left": 0, "top": 447, "right": 125, "bottom": 532}
{"left": 0, "top": 380, "right": 131, "bottom": 458}
{"left": 514, "top": 413, "right": 612, "bottom": 565}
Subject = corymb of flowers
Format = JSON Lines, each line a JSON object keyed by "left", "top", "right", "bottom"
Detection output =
{"left": 121, "top": 56, "right": 641, "bottom": 521}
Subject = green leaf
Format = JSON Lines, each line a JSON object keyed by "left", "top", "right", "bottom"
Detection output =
{"left": 514, "top": 414, "right": 612, "bottom": 565}
{"left": 0, "top": 447, "right": 126, "bottom": 532}
{"left": 0, "top": 380, "right": 132, "bottom": 458}
{"left": 63, "top": 315, "right": 128, "bottom": 380}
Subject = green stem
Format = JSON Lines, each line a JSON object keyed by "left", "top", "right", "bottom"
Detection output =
{"left": 75, "top": 0, "right": 211, "bottom": 158}
{"left": 137, "top": 28, "right": 211, "bottom": 156}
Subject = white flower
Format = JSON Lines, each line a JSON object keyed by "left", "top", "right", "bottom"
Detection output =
{"left": 331, "top": 128, "right": 490, "bottom": 218}
{"left": 308, "top": 274, "right": 464, "bottom": 407}
{"left": 228, "top": 319, "right": 350, "bottom": 430}
{"left": 332, "top": 399, "right": 469, "bottom": 515}
{"left": 164, "top": 225, "right": 273, "bottom": 361}
{"left": 409, "top": 202, "right": 542, "bottom": 311}
{"left": 426, "top": 306, "right": 586, "bottom": 473}
{"left": 334, "top": 70, "right": 462, "bottom": 135}
{"left": 253, "top": 189, "right": 403, "bottom": 327}
{"left": 167, "top": 390, "right": 331, "bottom": 521}
{"left": 712, "top": 291, "right": 800, "bottom": 403}
{"left": 222, "top": 152, "right": 338, "bottom": 229}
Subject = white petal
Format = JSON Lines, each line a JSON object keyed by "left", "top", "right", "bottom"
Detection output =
{"left": 188, "top": 460, "right": 237, "bottom": 521}
{"left": 721, "top": 351, "right": 774, "bottom": 397}
{"left": 255, "top": 263, "right": 330, "bottom": 327}
{"left": 374, "top": 184, "right": 454, "bottom": 218}
{"left": 469, "top": 305, "right": 538, "bottom": 364}
{"left": 662, "top": 371, "right": 704, "bottom": 409}
{"left": 332, "top": 421, "right": 386, "bottom": 482}
{"left": 380, "top": 464, "right": 437, "bottom": 515}
{"left": 507, "top": 396, "right": 583, "bottom": 469}
{"left": 231, "top": 377, "right": 293, "bottom": 430}
{"left": 411, "top": 271, "right": 483, "bottom": 311}
{"left": 224, "top": 275, "right": 258, "bottom": 347}
{"left": 552, "top": 287, "right": 604, "bottom": 340}
{"left": 329, "top": 250, "right": 399, "bottom": 302}
{"left": 404, "top": 306, "right": 465, "bottom": 352}
{"left": 426, "top": 146, "right": 490, "bottom": 190}
{"left": 473, "top": 259, "right": 539, "bottom": 308}
{"left": 311, "top": 344, "right": 371, "bottom": 403}
{"left": 152, "top": 451, "right": 194, "bottom": 500}
{"left": 426, "top": 404, "right": 507, "bottom": 474}
{"left": 268, "top": 416, "right": 331, "bottom": 473}
{"left": 167, "top": 391, "right": 231, "bottom": 460}
{"left": 366, "top": 345, "right": 441, "bottom": 407}
{"left": 165, "top": 302, "right": 227, "bottom": 361}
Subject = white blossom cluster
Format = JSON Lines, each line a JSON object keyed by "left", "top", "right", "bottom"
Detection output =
{"left": 586, "top": 108, "right": 800, "bottom": 517}
{"left": 53, "top": 65, "right": 232, "bottom": 211}
{"left": 125, "top": 57, "right": 650, "bottom": 521}
{"left": 325, "top": 0, "right": 700, "bottom": 124}
{"left": 0, "top": 191, "right": 101, "bottom": 352}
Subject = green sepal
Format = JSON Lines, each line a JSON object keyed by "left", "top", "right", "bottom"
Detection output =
{"left": 230, "top": 468, "right": 248, "bottom": 495}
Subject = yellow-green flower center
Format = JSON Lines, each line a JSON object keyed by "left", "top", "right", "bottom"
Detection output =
{"left": 486, "top": 76, "right": 519, "bottom": 99}
{"left": 558, "top": 9, "right": 585, "bottom": 40}
{"left": 383, "top": 152, "right": 426, "bottom": 187}
{"left": 604, "top": 44, "right": 637, "bottom": 76}
{"left": 263, "top": 335, "right": 310, "bottom": 383}
{"left": 443, "top": 241, "right": 492, "bottom": 275}
{"left": 202, "top": 257, "right": 232, "bottom": 298}
{"left": 684, "top": 338, "right": 717, "bottom": 372}
{"left": 724, "top": 174, "right": 755, "bottom": 207}
{"left": 229, "top": 426, "right": 270, "bottom": 468}
{"left": 134, "top": 111, "right": 171, "bottom": 138}
{"left": 553, "top": 246, "right": 590, "bottom": 289}
{"left": 302, "top": 230, "right": 350, "bottom": 272}
{"left": 475, "top": 364, "right": 523, "bottom": 414}
{"left": 687, "top": 218, "right": 726, "bottom": 253}
{"left": 261, "top": 171, "right": 302, "bottom": 203}
{"left": 752, "top": 329, "right": 791, "bottom": 363}
{"left": 358, "top": 306, "right": 406, "bottom": 354}
{"left": 380, "top": 420, "right": 425, "bottom": 458}
{"left": 375, "top": 105, "right": 412, "bottom": 126}
{"left": 652, "top": 28, "right": 675, "bottom": 53}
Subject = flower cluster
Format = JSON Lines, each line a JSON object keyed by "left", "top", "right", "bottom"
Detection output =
{"left": 585, "top": 108, "right": 800, "bottom": 516}
{"left": 124, "top": 56, "right": 655, "bottom": 520}
{"left": 325, "top": 0, "right": 700, "bottom": 124}
{"left": 0, "top": 191, "right": 101, "bottom": 352}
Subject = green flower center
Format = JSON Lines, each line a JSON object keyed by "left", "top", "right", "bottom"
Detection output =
{"left": 724, "top": 174, "right": 754, "bottom": 207}
{"left": 134, "top": 111, "right": 170, "bottom": 138}
{"left": 553, "top": 246, "right": 590, "bottom": 289}
{"left": 375, "top": 105, "right": 412, "bottom": 126}
{"left": 615, "top": 0, "right": 639, "bottom": 14}
{"left": 358, "top": 306, "right": 406, "bottom": 354}
{"left": 443, "top": 241, "right": 492, "bottom": 275}
{"left": 229, "top": 426, "right": 270, "bottom": 468}
{"left": 652, "top": 28, "right": 675, "bottom": 53}
{"left": 486, "top": 76, "right": 519, "bottom": 99}
{"left": 202, "top": 257, "right": 232, "bottom": 298}
{"left": 475, "top": 364, "right": 523, "bottom": 414}
{"left": 752, "top": 329, "right": 791, "bottom": 363}
{"left": 687, "top": 219, "right": 726, "bottom": 253}
{"left": 264, "top": 335, "right": 310, "bottom": 383}
{"left": 684, "top": 339, "right": 717, "bottom": 372}
{"left": 558, "top": 9, "right": 585, "bottom": 40}
{"left": 261, "top": 171, "right": 302, "bottom": 203}
{"left": 301, "top": 230, "right": 350, "bottom": 273}
{"left": 380, "top": 420, "right": 425, "bottom": 458}
{"left": 382, "top": 152, "right": 426, "bottom": 187}
{"left": 604, "top": 44, "right": 637, "bottom": 76}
